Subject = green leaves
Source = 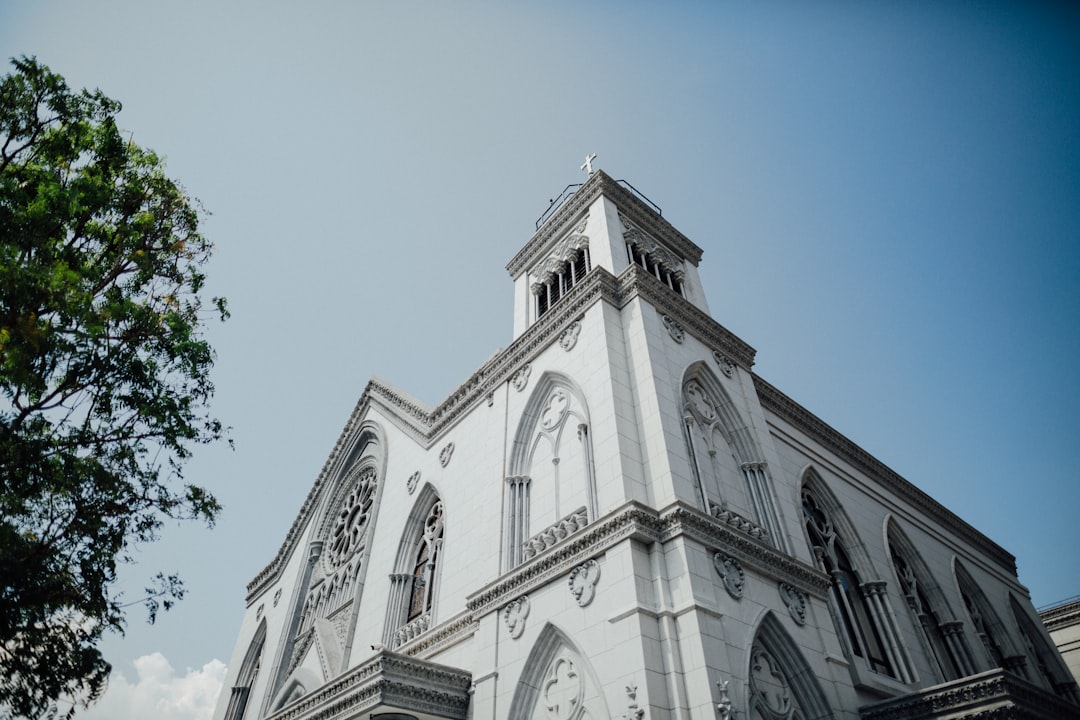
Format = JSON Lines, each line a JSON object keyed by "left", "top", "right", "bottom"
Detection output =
{"left": 0, "top": 58, "right": 228, "bottom": 719}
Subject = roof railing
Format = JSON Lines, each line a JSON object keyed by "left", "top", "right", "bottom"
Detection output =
{"left": 535, "top": 178, "right": 662, "bottom": 230}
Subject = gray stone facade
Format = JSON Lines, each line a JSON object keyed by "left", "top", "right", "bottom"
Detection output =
{"left": 213, "top": 171, "right": 1078, "bottom": 720}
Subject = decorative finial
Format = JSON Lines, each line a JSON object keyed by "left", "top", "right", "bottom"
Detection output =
{"left": 716, "top": 679, "right": 734, "bottom": 719}
{"left": 580, "top": 153, "right": 597, "bottom": 176}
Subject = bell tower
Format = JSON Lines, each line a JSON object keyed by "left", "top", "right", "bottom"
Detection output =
{"left": 506, "top": 167, "right": 712, "bottom": 339}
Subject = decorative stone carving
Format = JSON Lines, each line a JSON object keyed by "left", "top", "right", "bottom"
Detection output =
{"left": 540, "top": 388, "right": 570, "bottom": 431}
{"left": 713, "top": 552, "right": 745, "bottom": 599}
{"left": 713, "top": 350, "right": 735, "bottom": 378}
{"left": 522, "top": 506, "right": 589, "bottom": 561}
{"left": 715, "top": 679, "right": 733, "bottom": 720}
{"left": 779, "top": 582, "right": 807, "bottom": 625}
{"left": 750, "top": 644, "right": 794, "bottom": 718}
{"left": 709, "top": 502, "right": 769, "bottom": 540}
{"left": 503, "top": 596, "right": 530, "bottom": 639}
{"left": 256, "top": 604, "right": 264, "bottom": 622}
{"left": 568, "top": 559, "right": 601, "bottom": 607}
{"left": 662, "top": 314, "right": 685, "bottom": 343}
{"left": 439, "top": 442, "right": 454, "bottom": 467}
{"left": 327, "top": 466, "right": 376, "bottom": 570}
{"left": 543, "top": 656, "right": 583, "bottom": 720}
{"left": 623, "top": 683, "right": 645, "bottom": 720}
{"left": 512, "top": 363, "right": 532, "bottom": 392}
{"left": 559, "top": 321, "right": 582, "bottom": 351}
{"left": 394, "top": 612, "right": 431, "bottom": 649}
{"left": 487, "top": 391, "right": 494, "bottom": 407}
{"left": 685, "top": 380, "right": 717, "bottom": 423}
{"left": 273, "top": 588, "right": 282, "bottom": 607}
{"left": 407, "top": 470, "right": 421, "bottom": 495}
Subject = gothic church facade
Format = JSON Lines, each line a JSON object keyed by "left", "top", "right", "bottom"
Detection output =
{"left": 213, "top": 171, "right": 1078, "bottom": 720}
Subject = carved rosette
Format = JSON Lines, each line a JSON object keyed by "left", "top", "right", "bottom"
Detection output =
{"left": 713, "top": 552, "right": 745, "bottom": 599}
{"left": 407, "top": 470, "right": 421, "bottom": 495}
{"left": 503, "top": 595, "right": 530, "bottom": 639}
{"left": 273, "top": 588, "right": 282, "bottom": 607}
{"left": 779, "top": 582, "right": 808, "bottom": 626}
{"left": 662, "top": 315, "right": 685, "bottom": 343}
{"left": 713, "top": 350, "right": 735, "bottom": 378}
{"left": 568, "top": 559, "right": 601, "bottom": 607}
{"left": 559, "top": 321, "right": 582, "bottom": 351}
{"left": 439, "top": 442, "right": 454, "bottom": 467}
{"left": 512, "top": 364, "right": 532, "bottom": 392}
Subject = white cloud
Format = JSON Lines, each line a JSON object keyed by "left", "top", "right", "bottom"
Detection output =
{"left": 75, "top": 653, "right": 227, "bottom": 720}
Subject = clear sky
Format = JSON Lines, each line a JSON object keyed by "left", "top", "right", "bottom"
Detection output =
{"left": 4, "top": 2, "right": 1079, "bottom": 718}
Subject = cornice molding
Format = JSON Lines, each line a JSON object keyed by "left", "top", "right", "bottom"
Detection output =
{"left": 858, "top": 668, "right": 1079, "bottom": 720}
{"left": 615, "top": 265, "right": 756, "bottom": 370}
{"left": 397, "top": 611, "right": 480, "bottom": 661}
{"left": 753, "top": 374, "right": 1017, "bottom": 576}
{"left": 658, "top": 503, "right": 829, "bottom": 597}
{"left": 506, "top": 171, "right": 703, "bottom": 278}
{"left": 263, "top": 650, "right": 472, "bottom": 720}
{"left": 465, "top": 500, "right": 827, "bottom": 619}
{"left": 1039, "top": 598, "right": 1080, "bottom": 631}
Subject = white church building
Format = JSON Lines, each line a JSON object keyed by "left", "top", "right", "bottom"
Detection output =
{"left": 212, "top": 170, "right": 1079, "bottom": 720}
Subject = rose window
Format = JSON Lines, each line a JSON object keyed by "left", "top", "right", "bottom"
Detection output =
{"left": 327, "top": 466, "right": 376, "bottom": 569}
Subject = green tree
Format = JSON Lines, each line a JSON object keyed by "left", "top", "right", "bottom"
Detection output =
{"left": 0, "top": 57, "right": 228, "bottom": 718}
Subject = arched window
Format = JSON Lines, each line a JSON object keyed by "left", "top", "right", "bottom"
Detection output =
{"left": 224, "top": 619, "right": 266, "bottom": 720}
{"left": 682, "top": 363, "right": 787, "bottom": 552}
{"left": 1009, "top": 595, "right": 1080, "bottom": 702}
{"left": 407, "top": 500, "right": 444, "bottom": 622}
{"left": 505, "top": 374, "right": 596, "bottom": 569}
{"left": 954, "top": 560, "right": 1026, "bottom": 677}
{"left": 800, "top": 471, "right": 914, "bottom": 682}
{"left": 886, "top": 519, "right": 977, "bottom": 682}
{"left": 384, "top": 487, "right": 446, "bottom": 649}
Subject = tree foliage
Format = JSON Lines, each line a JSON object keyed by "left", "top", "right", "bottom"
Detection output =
{"left": 0, "top": 57, "right": 228, "bottom": 718}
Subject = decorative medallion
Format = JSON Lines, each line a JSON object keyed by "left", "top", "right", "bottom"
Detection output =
{"left": 273, "top": 588, "right": 282, "bottom": 607}
{"left": 327, "top": 466, "right": 376, "bottom": 570}
{"left": 559, "top": 321, "right": 582, "bottom": 351}
{"left": 662, "top": 315, "right": 685, "bottom": 343}
{"left": 779, "top": 582, "right": 807, "bottom": 625}
{"left": 540, "top": 388, "right": 570, "bottom": 431}
{"left": 256, "top": 604, "right": 264, "bottom": 622}
{"left": 568, "top": 559, "right": 601, "bottom": 607}
{"left": 439, "top": 442, "right": 455, "bottom": 467}
{"left": 407, "top": 470, "right": 421, "bottom": 495}
{"left": 713, "top": 350, "right": 735, "bottom": 378}
{"left": 503, "top": 595, "right": 530, "bottom": 639}
{"left": 512, "top": 364, "right": 532, "bottom": 392}
{"left": 543, "top": 656, "right": 583, "bottom": 720}
{"left": 713, "top": 552, "right": 745, "bottom": 599}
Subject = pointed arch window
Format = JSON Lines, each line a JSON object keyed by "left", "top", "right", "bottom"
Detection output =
{"left": 385, "top": 491, "right": 446, "bottom": 649}
{"left": 801, "top": 480, "right": 914, "bottom": 682}
{"left": 1010, "top": 595, "right": 1080, "bottom": 701}
{"left": 407, "top": 500, "right": 444, "bottom": 622}
{"left": 224, "top": 620, "right": 266, "bottom": 720}
{"left": 954, "top": 561, "right": 1026, "bottom": 677}
{"left": 887, "top": 539, "right": 975, "bottom": 682}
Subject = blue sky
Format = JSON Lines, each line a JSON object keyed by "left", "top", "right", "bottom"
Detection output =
{"left": 3, "top": 2, "right": 1079, "bottom": 718}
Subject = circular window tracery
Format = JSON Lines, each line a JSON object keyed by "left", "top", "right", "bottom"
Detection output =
{"left": 326, "top": 465, "right": 376, "bottom": 570}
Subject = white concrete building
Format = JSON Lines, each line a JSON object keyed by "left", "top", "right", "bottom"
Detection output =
{"left": 213, "top": 171, "right": 1079, "bottom": 720}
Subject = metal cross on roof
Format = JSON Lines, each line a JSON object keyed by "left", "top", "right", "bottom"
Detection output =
{"left": 580, "top": 153, "right": 597, "bottom": 176}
